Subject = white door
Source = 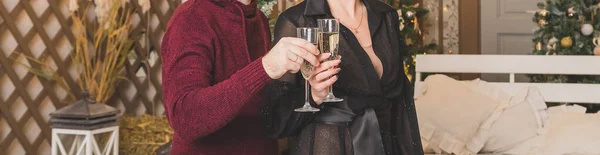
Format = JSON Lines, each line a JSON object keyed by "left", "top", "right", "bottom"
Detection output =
{"left": 480, "top": 0, "right": 542, "bottom": 82}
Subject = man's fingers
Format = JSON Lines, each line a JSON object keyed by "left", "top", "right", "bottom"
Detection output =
{"left": 285, "top": 37, "right": 319, "bottom": 55}
{"left": 289, "top": 47, "right": 318, "bottom": 66}
{"left": 286, "top": 60, "right": 300, "bottom": 73}
{"left": 286, "top": 50, "right": 297, "bottom": 62}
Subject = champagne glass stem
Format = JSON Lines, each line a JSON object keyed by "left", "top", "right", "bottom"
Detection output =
{"left": 294, "top": 78, "right": 319, "bottom": 112}
{"left": 329, "top": 64, "right": 335, "bottom": 95}
{"left": 305, "top": 80, "right": 310, "bottom": 105}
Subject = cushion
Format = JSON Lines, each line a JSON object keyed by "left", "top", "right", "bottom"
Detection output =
{"left": 462, "top": 80, "right": 547, "bottom": 154}
{"left": 416, "top": 75, "right": 501, "bottom": 154}
{"left": 538, "top": 112, "right": 600, "bottom": 155}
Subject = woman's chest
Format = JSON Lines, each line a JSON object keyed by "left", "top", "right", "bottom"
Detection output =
{"left": 335, "top": 26, "right": 401, "bottom": 93}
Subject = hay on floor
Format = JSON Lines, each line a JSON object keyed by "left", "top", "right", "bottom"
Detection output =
{"left": 119, "top": 115, "right": 173, "bottom": 155}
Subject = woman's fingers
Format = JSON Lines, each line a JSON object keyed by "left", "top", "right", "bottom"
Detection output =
{"left": 308, "top": 52, "right": 341, "bottom": 105}
{"left": 311, "top": 74, "right": 339, "bottom": 91}
{"left": 318, "top": 53, "right": 331, "bottom": 62}
{"left": 313, "top": 60, "right": 341, "bottom": 74}
{"left": 314, "top": 68, "right": 341, "bottom": 82}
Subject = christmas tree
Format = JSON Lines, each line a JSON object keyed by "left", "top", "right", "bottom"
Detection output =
{"left": 258, "top": 0, "right": 276, "bottom": 17}
{"left": 385, "top": 0, "right": 437, "bottom": 82}
{"left": 532, "top": 0, "right": 600, "bottom": 83}
{"left": 532, "top": 0, "right": 600, "bottom": 111}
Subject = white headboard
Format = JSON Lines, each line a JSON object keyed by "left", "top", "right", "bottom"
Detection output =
{"left": 414, "top": 55, "right": 600, "bottom": 104}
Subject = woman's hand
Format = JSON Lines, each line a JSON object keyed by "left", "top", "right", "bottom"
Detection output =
{"left": 310, "top": 55, "right": 341, "bottom": 105}
{"left": 262, "top": 37, "right": 320, "bottom": 79}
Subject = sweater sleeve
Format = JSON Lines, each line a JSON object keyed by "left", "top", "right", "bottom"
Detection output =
{"left": 161, "top": 11, "right": 272, "bottom": 143}
{"left": 262, "top": 15, "right": 318, "bottom": 138}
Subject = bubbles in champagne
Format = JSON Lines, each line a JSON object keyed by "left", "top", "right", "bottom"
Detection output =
{"left": 300, "top": 60, "right": 312, "bottom": 79}
{"left": 318, "top": 32, "right": 340, "bottom": 61}
{"left": 300, "top": 43, "right": 318, "bottom": 79}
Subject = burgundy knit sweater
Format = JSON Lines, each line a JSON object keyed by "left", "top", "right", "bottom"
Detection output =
{"left": 160, "top": 0, "right": 277, "bottom": 154}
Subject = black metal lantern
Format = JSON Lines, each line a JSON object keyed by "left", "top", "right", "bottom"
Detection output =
{"left": 49, "top": 91, "right": 120, "bottom": 130}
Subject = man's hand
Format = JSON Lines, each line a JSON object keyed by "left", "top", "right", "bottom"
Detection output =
{"left": 262, "top": 37, "right": 320, "bottom": 79}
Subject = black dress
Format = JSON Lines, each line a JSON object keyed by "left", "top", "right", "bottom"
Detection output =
{"left": 262, "top": 0, "right": 423, "bottom": 154}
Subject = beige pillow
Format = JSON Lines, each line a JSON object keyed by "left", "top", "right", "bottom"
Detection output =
{"left": 416, "top": 75, "right": 500, "bottom": 154}
{"left": 462, "top": 80, "right": 547, "bottom": 154}
{"left": 538, "top": 113, "right": 600, "bottom": 155}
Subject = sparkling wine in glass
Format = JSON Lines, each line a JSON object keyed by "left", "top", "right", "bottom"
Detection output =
{"left": 318, "top": 19, "right": 343, "bottom": 102}
{"left": 295, "top": 27, "right": 320, "bottom": 112}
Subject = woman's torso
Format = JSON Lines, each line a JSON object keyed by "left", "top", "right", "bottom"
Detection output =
{"left": 276, "top": 0, "right": 409, "bottom": 154}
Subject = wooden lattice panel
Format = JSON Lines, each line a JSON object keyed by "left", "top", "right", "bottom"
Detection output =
{"left": 0, "top": 0, "right": 181, "bottom": 154}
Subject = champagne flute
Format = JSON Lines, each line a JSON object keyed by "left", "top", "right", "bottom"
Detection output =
{"left": 318, "top": 19, "right": 344, "bottom": 102}
{"left": 295, "top": 27, "right": 320, "bottom": 112}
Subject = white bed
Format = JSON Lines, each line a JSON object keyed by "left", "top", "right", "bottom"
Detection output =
{"left": 414, "top": 54, "right": 600, "bottom": 103}
{"left": 414, "top": 54, "right": 600, "bottom": 155}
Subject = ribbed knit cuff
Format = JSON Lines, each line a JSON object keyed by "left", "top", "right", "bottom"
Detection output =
{"left": 235, "top": 57, "right": 273, "bottom": 94}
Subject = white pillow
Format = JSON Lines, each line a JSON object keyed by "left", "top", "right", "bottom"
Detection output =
{"left": 512, "top": 105, "right": 588, "bottom": 155}
{"left": 546, "top": 104, "right": 587, "bottom": 115}
{"left": 416, "top": 75, "right": 500, "bottom": 154}
{"left": 462, "top": 81, "right": 547, "bottom": 154}
{"left": 538, "top": 113, "right": 600, "bottom": 155}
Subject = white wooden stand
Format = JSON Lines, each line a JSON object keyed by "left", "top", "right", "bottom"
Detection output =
{"left": 51, "top": 126, "right": 119, "bottom": 155}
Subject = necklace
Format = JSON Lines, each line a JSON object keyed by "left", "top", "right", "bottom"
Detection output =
{"left": 331, "top": 4, "right": 365, "bottom": 33}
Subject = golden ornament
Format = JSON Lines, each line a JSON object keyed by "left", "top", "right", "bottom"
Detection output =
{"left": 594, "top": 38, "right": 600, "bottom": 55}
{"left": 406, "top": 38, "right": 413, "bottom": 46}
{"left": 538, "top": 19, "right": 547, "bottom": 26}
{"left": 535, "top": 42, "right": 543, "bottom": 51}
{"left": 404, "top": 65, "right": 410, "bottom": 77}
{"left": 539, "top": 9, "right": 549, "bottom": 17}
{"left": 560, "top": 37, "right": 573, "bottom": 48}
{"left": 413, "top": 17, "right": 422, "bottom": 35}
